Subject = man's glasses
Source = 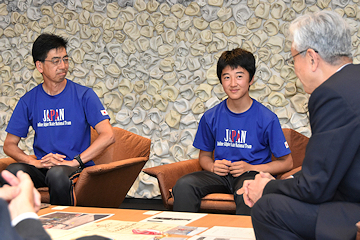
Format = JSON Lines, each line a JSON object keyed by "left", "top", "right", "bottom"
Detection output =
{"left": 285, "top": 49, "right": 318, "bottom": 65}
{"left": 43, "top": 57, "right": 71, "bottom": 66}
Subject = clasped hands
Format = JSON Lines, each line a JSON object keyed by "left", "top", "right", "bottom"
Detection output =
{"left": 0, "top": 170, "right": 41, "bottom": 220}
{"left": 38, "top": 153, "right": 78, "bottom": 169}
{"left": 212, "top": 159, "right": 252, "bottom": 177}
{"left": 240, "top": 172, "right": 274, "bottom": 208}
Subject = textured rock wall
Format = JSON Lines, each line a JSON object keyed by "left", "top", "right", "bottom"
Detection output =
{"left": 1, "top": 0, "right": 357, "bottom": 198}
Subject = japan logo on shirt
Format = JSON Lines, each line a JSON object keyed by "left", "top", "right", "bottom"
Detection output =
{"left": 101, "top": 110, "right": 108, "bottom": 116}
{"left": 284, "top": 141, "right": 289, "bottom": 148}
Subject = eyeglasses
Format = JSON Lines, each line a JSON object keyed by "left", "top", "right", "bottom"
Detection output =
{"left": 285, "top": 49, "right": 318, "bottom": 65}
{"left": 43, "top": 57, "right": 71, "bottom": 66}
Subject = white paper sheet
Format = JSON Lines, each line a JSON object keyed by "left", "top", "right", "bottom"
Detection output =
{"left": 140, "top": 211, "right": 207, "bottom": 226}
{"left": 197, "top": 226, "right": 255, "bottom": 240}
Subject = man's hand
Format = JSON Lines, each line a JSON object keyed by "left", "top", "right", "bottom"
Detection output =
{"left": 40, "top": 153, "right": 66, "bottom": 169}
{"left": 213, "top": 159, "right": 231, "bottom": 176}
{"left": 0, "top": 184, "right": 20, "bottom": 202}
{"left": 241, "top": 172, "right": 274, "bottom": 208}
{"left": 229, "top": 161, "right": 252, "bottom": 177}
{"left": 60, "top": 159, "right": 80, "bottom": 168}
{"left": 1, "top": 170, "right": 41, "bottom": 220}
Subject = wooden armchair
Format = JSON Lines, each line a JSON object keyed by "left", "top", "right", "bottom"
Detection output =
{"left": 0, "top": 127, "right": 151, "bottom": 208}
{"left": 143, "top": 128, "right": 309, "bottom": 214}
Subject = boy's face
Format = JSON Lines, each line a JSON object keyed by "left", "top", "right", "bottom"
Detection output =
{"left": 221, "top": 65, "right": 254, "bottom": 101}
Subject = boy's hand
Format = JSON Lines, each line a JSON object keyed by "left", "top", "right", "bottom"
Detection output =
{"left": 213, "top": 159, "right": 231, "bottom": 176}
{"left": 229, "top": 161, "right": 252, "bottom": 177}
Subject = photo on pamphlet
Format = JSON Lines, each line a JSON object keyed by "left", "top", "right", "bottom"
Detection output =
{"left": 39, "top": 212, "right": 112, "bottom": 230}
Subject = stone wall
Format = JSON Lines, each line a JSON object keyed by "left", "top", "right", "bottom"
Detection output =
{"left": 1, "top": 0, "right": 358, "bottom": 198}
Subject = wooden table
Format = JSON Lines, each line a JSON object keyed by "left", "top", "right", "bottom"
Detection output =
{"left": 38, "top": 205, "right": 253, "bottom": 228}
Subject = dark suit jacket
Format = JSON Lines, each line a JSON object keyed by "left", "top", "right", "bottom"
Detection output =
{"left": 263, "top": 64, "right": 360, "bottom": 239}
{"left": 0, "top": 199, "right": 51, "bottom": 240}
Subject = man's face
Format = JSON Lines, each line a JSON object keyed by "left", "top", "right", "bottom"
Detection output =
{"left": 221, "top": 65, "right": 253, "bottom": 101}
{"left": 291, "top": 46, "right": 313, "bottom": 94}
{"left": 36, "top": 47, "right": 69, "bottom": 84}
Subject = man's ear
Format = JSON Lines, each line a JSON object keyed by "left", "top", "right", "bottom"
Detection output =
{"left": 35, "top": 61, "right": 43, "bottom": 73}
{"left": 308, "top": 49, "right": 319, "bottom": 72}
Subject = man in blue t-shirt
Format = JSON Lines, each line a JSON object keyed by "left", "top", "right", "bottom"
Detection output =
{"left": 172, "top": 48, "right": 293, "bottom": 215}
{"left": 0, "top": 34, "right": 115, "bottom": 206}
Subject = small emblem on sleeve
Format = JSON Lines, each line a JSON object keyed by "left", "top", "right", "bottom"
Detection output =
{"left": 284, "top": 141, "right": 289, "bottom": 148}
{"left": 101, "top": 110, "right": 108, "bottom": 116}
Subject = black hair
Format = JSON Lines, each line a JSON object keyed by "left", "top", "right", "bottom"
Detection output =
{"left": 32, "top": 33, "right": 68, "bottom": 64}
{"left": 217, "top": 48, "right": 256, "bottom": 83}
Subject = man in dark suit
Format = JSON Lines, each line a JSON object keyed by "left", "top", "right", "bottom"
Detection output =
{"left": 1, "top": 170, "right": 111, "bottom": 240}
{"left": 0, "top": 170, "right": 51, "bottom": 240}
{"left": 242, "top": 11, "right": 360, "bottom": 240}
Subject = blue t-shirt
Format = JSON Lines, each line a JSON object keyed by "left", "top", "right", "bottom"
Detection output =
{"left": 6, "top": 80, "right": 110, "bottom": 167}
{"left": 193, "top": 99, "right": 291, "bottom": 165}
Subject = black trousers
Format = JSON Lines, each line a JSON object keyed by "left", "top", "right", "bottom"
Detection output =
{"left": 252, "top": 193, "right": 360, "bottom": 240}
{"left": 172, "top": 170, "right": 258, "bottom": 215}
{"left": 0, "top": 163, "right": 78, "bottom": 206}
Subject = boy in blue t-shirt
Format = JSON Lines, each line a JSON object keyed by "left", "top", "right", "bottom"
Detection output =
{"left": 172, "top": 48, "right": 293, "bottom": 215}
{"left": 1, "top": 34, "right": 115, "bottom": 206}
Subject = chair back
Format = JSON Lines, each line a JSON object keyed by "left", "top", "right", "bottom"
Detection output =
{"left": 91, "top": 127, "right": 151, "bottom": 165}
{"left": 90, "top": 128, "right": 113, "bottom": 165}
{"left": 282, "top": 128, "right": 309, "bottom": 169}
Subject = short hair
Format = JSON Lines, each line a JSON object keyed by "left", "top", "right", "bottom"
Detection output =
{"left": 289, "top": 10, "right": 352, "bottom": 65}
{"left": 32, "top": 33, "right": 68, "bottom": 63}
{"left": 217, "top": 48, "right": 256, "bottom": 84}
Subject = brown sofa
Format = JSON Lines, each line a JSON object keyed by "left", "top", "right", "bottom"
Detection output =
{"left": 0, "top": 127, "right": 151, "bottom": 208}
{"left": 143, "top": 128, "right": 309, "bottom": 214}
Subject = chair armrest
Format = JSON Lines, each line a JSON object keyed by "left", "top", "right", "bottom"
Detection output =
{"left": 0, "top": 155, "right": 37, "bottom": 172}
{"left": 278, "top": 166, "right": 302, "bottom": 180}
{"left": 0, "top": 157, "right": 17, "bottom": 172}
{"left": 142, "top": 159, "right": 202, "bottom": 209}
{"left": 74, "top": 157, "right": 148, "bottom": 208}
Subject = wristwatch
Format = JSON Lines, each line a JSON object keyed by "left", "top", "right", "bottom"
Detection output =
{"left": 74, "top": 154, "right": 85, "bottom": 169}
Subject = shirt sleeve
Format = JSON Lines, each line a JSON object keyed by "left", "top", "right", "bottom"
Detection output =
{"left": 266, "top": 118, "right": 291, "bottom": 158}
{"left": 6, "top": 98, "right": 31, "bottom": 138}
{"left": 193, "top": 114, "right": 215, "bottom": 152}
{"left": 82, "top": 89, "right": 110, "bottom": 127}
{"left": 12, "top": 212, "right": 39, "bottom": 227}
